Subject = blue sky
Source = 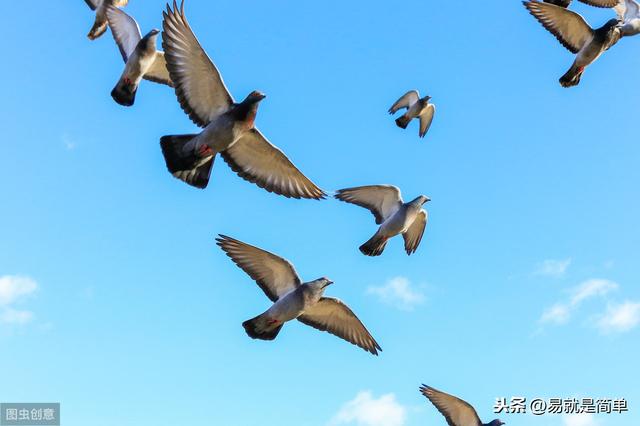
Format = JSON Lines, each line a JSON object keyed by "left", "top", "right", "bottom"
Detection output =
{"left": 1, "top": 1, "right": 639, "bottom": 425}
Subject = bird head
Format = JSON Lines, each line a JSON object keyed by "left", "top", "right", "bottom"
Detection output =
{"left": 411, "top": 195, "right": 431, "bottom": 205}
{"left": 244, "top": 91, "right": 267, "bottom": 104}
{"left": 488, "top": 420, "right": 505, "bottom": 426}
{"left": 421, "top": 95, "right": 432, "bottom": 103}
{"left": 309, "top": 277, "right": 334, "bottom": 294}
{"left": 604, "top": 18, "right": 622, "bottom": 30}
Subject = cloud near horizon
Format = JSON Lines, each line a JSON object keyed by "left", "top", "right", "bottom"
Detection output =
{"left": 329, "top": 391, "right": 407, "bottom": 426}
{"left": 366, "top": 277, "right": 425, "bottom": 311}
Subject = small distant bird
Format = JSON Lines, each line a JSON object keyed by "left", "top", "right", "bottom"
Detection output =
{"left": 106, "top": 6, "right": 173, "bottom": 106}
{"left": 216, "top": 235, "right": 381, "bottom": 355}
{"left": 524, "top": 1, "right": 622, "bottom": 88}
{"left": 84, "top": 0, "right": 129, "bottom": 40}
{"left": 615, "top": 0, "right": 640, "bottom": 36}
{"left": 160, "top": 1, "right": 324, "bottom": 198}
{"left": 335, "top": 185, "right": 429, "bottom": 256}
{"left": 419, "top": 385, "right": 505, "bottom": 426}
{"left": 388, "top": 90, "right": 435, "bottom": 138}
{"left": 544, "top": 0, "right": 619, "bottom": 7}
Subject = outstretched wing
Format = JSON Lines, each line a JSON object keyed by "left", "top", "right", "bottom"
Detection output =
{"left": 335, "top": 185, "right": 403, "bottom": 224}
{"left": 143, "top": 52, "right": 174, "bottom": 87}
{"left": 220, "top": 129, "right": 326, "bottom": 200}
{"left": 298, "top": 297, "right": 381, "bottom": 355}
{"left": 162, "top": 0, "right": 233, "bottom": 127}
{"left": 419, "top": 385, "right": 482, "bottom": 426}
{"left": 216, "top": 235, "right": 301, "bottom": 302}
{"left": 403, "top": 210, "right": 427, "bottom": 255}
{"left": 579, "top": 0, "right": 620, "bottom": 8}
{"left": 106, "top": 5, "right": 141, "bottom": 62}
{"left": 524, "top": 1, "right": 594, "bottom": 54}
{"left": 418, "top": 104, "right": 436, "bottom": 138}
{"left": 388, "top": 90, "right": 419, "bottom": 114}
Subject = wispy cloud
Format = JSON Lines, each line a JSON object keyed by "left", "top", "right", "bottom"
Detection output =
{"left": 329, "top": 391, "right": 407, "bottom": 426}
{"left": 366, "top": 277, "right": 425, "bottom": 311}
{"left": 596, "top": 301, "right": 640, "bottom": 334}
{"left": 540, "top": 279, "right": 618, "bottom": 326}
{"left": 0, "top": 275, "right": 38, "bottom": 326}
{"left": 562, "top": 413, "right": 599, "bottom": 426}
{"left": 61, "top": 133, "right": 76, "bottom": 150}
{"left": 534, "top": 258, "right": 572, "bottom": 278}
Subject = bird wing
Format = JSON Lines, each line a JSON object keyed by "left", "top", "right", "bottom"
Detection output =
{"left": 418, "top": 104, "right": 436, "bottom": 138}
{"left": 524, "top": 1, "right": 594, "bottom": 54}
{"left": 419, "top": 385, "right": 482, "bottom": 426}
{"left": 106, "top": 5, "right": 141, "bottom": 62}
{"left": 403, "top": 210, "right": 427, "bottom": 255}
{"left": 85, "top": 0, "right": 99, "bottom": 11}
{"left": 388, "top": 90, "right": 419, "bottom": 114}
{"left": 216, "top": 235, "right": 301, "bottom": 302}
{"left": 579, "top": 0, "right": 620, "bottom": 7}
{"left": 620, "top": 0, "right": 640, "bottom": 19}
{"left": 112, "top": 0, "right": 129, "bottom": 7}
{"left": 220, "top": 128, "right": 326, "bottom": 199}
{"left": 162, "top": 0, "right": 233, "bottom": 127}
{"left": 298, "top": 297, "right": 381, "bottom": 355}
{"left": 143, "top": 52, "right": 174, "bottom": 87}
{"left": 334, "top": 185, "right": 403, "bottom": 224}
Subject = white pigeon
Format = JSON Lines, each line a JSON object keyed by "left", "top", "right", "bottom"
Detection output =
{"left": 615, "top": 0, "right": 640, "bottom": 36}
{"left": 216, "top": 235, "right": 381, "bottom": 355}
{"left": 84, "top": 0, "right": 129, "bottom": 40}
{"left": 335, "top": 185, "right": 430, "bottom": 256}
{"left": 106, "top": 6, "right": 172, "bottom": 106}
{"left": 388, "top": 90, "right": 436, "bottom": 138}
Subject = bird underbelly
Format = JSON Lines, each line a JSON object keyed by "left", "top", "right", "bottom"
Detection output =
{"left": 200, "top": 123, "right": 236, "bottom": 151}
{"left": 576, "top": 46, "right": 603, "bottom": 67}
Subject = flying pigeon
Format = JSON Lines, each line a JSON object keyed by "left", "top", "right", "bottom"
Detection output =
{"left": 524, "top": 1, "right": 622, "bottom": 87}
{"left": 335, "top": 185, "right": 429, "bottom": 256}
{"left": 159, "top": 1, "right": 325, "bottom": 199}
{"left": 419, "top": 385, "right": 505, "bottom": 426}
{"left": 84, "top": 0, "right": 129, "bottom": 40}
{"left": 106, "top": 6, "right": 173, "bottom": 106}
{"left": 216, "top": 235, "right": 382, "bottom": 355}
{"left": 388, "top": 90, "right": 435, "bottom": 138}
{"left": 615, "top": 0, "right": 640, "bottom": 36}
{"left": 543, "top": 0, "right": 619, "bottom": 8}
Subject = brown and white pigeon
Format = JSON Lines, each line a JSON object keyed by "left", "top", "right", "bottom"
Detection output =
{"left": 524, "top": 1, "right": 622, "bottom": 87}
{"left": 84, "top": 0, "right": 129, "bottom": 40}
{"left": 335, "top": 185, "right": 429, "bottom": 256}
{"left": 615, "top": 0, "right": 640, "bottom": 36}
{"left": 159, "top": 1, "right": 325, "bottom": 198}
{"left": 419, "top": 385, "right": 505, "bottom": 426}
{"left": 216, "top": 235, "right": 381, "bottom": 355}
{"left": 106, "top": 6, "right": 173, "bottom": 106}
{"left": 388, "top": 90, "right": 436, "bottom": 138}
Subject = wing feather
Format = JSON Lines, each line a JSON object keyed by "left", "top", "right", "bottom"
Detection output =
{"left": 335, "top": 185, "right": 403, "bottom": 224}
{"left": 403, "top": 210, "right": 427, "bottom": 255}
{"left": 524, "top": 1, "right": 594, "bottom": 53}
{"left": 388, "top": 90, "right": 419, "bottom": 114}
{"left": 419, "top": 385, "right": 482, "bottom": 426}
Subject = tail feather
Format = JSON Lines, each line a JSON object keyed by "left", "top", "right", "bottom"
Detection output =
{"left": 242, "top": 314, "right": 283, "bottom": 341}
{"left": 559, "top": 64, "right": 584, "bottom": 88}
{"left": 160, "top": 134, "right": 214, "bottom": 189}
{"left": 111, "top": 79, "right": 138, "bottom": 107}
{"left": 359, "top": 233, "right": 388, "bottom": 256}
{"left": 395, "top": 115, "right": 411, "bottom": 129}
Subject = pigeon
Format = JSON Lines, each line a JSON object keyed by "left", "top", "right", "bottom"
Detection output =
{"left": 388, "top": 90, "right": 435, "bottom": 138}
{"left": 216, "top": 235, "right": 382, "bottom": 355}
{"left": 524, "top": 1, "right": 622, "bottom": 87}
{"left": 543, "top": 0, "right": 619, "bottom": 8}
{"left": 615, "top": 0, "right": 640, "bottom": 36}
{"left": 84, "top": 0, "right": 129, "bottom": 40}
{"left": 159, "top": 1, "right": 325, "bottom": 199}
{"left": 419, "top": 385, "right": 505, "bottom": 426}
{"left": 335, "top": 185, "right": 429, "bottom": 256}
{"left": 106, "top": 6, "right": 173, "bottom": 106}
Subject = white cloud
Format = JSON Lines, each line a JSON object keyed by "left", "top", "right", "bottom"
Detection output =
{"left": 62, "top": 133, "right": 76, "bottom": 150}
{"left": 597, "top": 301, "right": 640, "bottom": 334}
{"left": 0, "top": 308, "right": 34, "bottom": 325}
{"left": 366, "top": 277, "right": 425, "bottom": 311}
{"left": 0, "top": 275, "right": 38, "bottom": 306}
{"left": 329, "top": 391, "right": 407, "bottom": 426}
{"left": 539, "top": 279, "right": 617, "bottom": 326}
{"left": 563, "top": 413, "right": 598, "bottom": 426}
{"left": 535, "top": 258, "right": 572, "bottom": 277}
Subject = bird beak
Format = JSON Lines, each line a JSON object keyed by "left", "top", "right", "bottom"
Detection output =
{"left": 324, "top": 280, "right": 334, "bottom": 288}
{"left": 150, "top": 29, "right": 160, "bottom": 36}
{"left": 257, "top": 93, "right": 267, "bottom": 100}
{"left": 424, "top": 197, "right": 431, "bottom": 204}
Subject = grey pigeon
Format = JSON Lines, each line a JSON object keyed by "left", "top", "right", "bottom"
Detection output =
{"left": 388, "top": 90, "right": 436, "bottom": 138}
{"left": 419, "top": 385, "right": 505, "bottom": 426}
{"left": 106, "top": 6, "right": 173, "bottom": 106}
{"left": 84, "top": 0, "right": 129, "bottom": 40}
{"left": 335, "top": 185, "right": 429, "bottom": 256}
{"left": 615, "top": 0, "right": 640, "bottom": 36}
{"left": 216, "top": 235, "right": 381, "bottom": 355}
{"left": 543, "top": 0, "right": 619, "bottom": 8}
{"left": 159, "top": 1, "right": 325, "bottom": 198}
{"left": 524, "top": 1, "right": 622, "bottom": 87}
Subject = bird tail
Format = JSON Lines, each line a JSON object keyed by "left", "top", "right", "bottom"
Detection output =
{"left": 87, "top": 19, "right": 108, "bottom": 40}
{"left": 559, "top": 64, "right": 583, "bottom": 88}
{"left": 160, "top": 134, "right": 214, "bottom": 189}
{"left": 242, "top": 314, "right": 283, "bottom": 341}
{"left": 395, "top": 114, "right": 411, "bottom": 129}
{"left": 359, "top": 232, "right": 388, "bottom": 256}
{"left": 111, "top": 78, "right": 138, "bottom": 107}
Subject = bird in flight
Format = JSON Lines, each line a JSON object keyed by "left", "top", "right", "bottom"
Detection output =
{"left": 84, "top": 0, "right": 129, "bottom": 40}
{"left": 388, "top": 90, "right": 436, "bottom": 138}
{"left": 420, "top": 384, "right": 506, "bottom": 426}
